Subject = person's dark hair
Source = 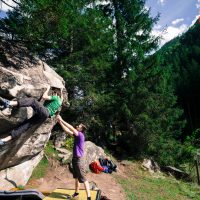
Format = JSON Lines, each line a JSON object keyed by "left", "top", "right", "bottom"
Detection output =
{"left": 80, "top": 123, "right": 87, "bottom": 132}
{"left": 52, "top": 88, "right": 61, "bottom": 98}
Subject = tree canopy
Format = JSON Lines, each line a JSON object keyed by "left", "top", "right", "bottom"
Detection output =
{"left": 1, "top": 0, "right": 198, "bottom": 167}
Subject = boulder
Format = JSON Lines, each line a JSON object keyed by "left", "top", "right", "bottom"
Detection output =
{"left": 141, "top": 158, "right": 160, "bottom": 173}
{"left": 68, "top": 141, "right": 107, "bottom": 172}
{"left": 54, "top": 131, "right": 67, "bottom": 148}
{"left": 0, "top": 152, "right": 43, "bottom": 189}
{"left": 56, "top": 147, "right": 72, "bottom": 164}
{"left": 161, "top": 166, "right": 190, "bottom": 180}
{"left": 0, "top": 40, "right": 68, "bottom": 189}
{"left": 56, "top": 147, "right": 71, "bottom": 155}
{"left": 83, "top": 141, "right": 107, "bottom": 171}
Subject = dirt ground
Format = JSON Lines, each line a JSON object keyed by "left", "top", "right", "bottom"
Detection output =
{"left": 26, "top": 160, "right": 125, "bottom": 200}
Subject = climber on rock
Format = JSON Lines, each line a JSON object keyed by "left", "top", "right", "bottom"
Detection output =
{"left": 0, "top": 85, "right": 63, "bottom": 145}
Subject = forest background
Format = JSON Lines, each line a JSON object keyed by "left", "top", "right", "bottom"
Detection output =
{"left": 0, "top": 0, "right": 199, "bottom": 173}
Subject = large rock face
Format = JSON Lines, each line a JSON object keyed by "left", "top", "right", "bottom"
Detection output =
{"left": 68, "top": 141, "right": 106, "bottom": 173}
{"left": 83, "top": 141, "right": 106, "bottom": 171}
{"left": 0, "top": 152, "right": 43, "bottom": 189}
{"left": 0, "top": 40, "right": 68, "bottom": 189}
{"left": 56, "top": 141, "right": 106, "bottom": 171}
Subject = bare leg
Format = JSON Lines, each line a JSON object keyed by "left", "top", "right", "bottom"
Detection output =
{"left": 9, "top": 100, "right": 18, "bottom": 107}
{"left": 75, "top": 179, "right": 80, "bottom": 193}
{"left": 0, "top": 97, "right": 18, "bottom": 108}
{"left": 1, "top": 135, "right": 12, "bottom": 142}
{"left": 84, "top": 180, "right": 91, "bottom": 198}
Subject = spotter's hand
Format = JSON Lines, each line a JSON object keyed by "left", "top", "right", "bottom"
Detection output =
{"left": 57, "top": 115, "right": 62, "bottom": 122}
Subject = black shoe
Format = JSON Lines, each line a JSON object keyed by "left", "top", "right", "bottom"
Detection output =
{"left": 0, "top": 97, "right": 10, "bottom": 109}
{"left": 66, "top": 192, "right": 79, "bottom": 199}
{"left": 72, "top": 192, "right": 79, "bottom": 198}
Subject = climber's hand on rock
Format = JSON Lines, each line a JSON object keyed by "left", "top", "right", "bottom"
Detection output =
{"left": 46, "top": 85, "right": 51, "bottom": 90}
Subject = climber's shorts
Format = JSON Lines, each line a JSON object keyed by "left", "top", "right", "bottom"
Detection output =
{"left": 72, "top": 157, "right": 86, "bottom": 183}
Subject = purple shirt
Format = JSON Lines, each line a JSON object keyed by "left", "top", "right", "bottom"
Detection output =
{"left": 73, "top": 131, "right": 85, "bottom": 158}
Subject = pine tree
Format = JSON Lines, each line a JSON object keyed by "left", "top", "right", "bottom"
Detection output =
{"left": 159, "top": 20, "right": 200, "bottom": 135}
{"left": 0, "top": 0, "right": 186, "bottom": 165}
{"left": 96, "top": 0, "right": 185, "bottom": 158}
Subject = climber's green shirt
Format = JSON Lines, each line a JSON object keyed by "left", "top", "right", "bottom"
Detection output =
{"left": 44, "top": 96, "right": 62, "bottom": 117}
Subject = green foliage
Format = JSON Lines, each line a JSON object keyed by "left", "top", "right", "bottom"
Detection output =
{"left": 17, "top": 185, "right": 25, "bottom": 190}
{"left": 0, "top": 0, "right": 194, "bottom": 168}
{"left": 44, "top": 141, "right": 61, "bottom": 161}
{"left": 158, "top": 20, "right": 200, "bottom": 134}
{"left": 30, "top": 157, "right": 49, "bottom": 179}
{"left": 30, "top": 141, "right": 64, "bottom": 179}
{"left": 45, "top": 141, "right": 58, "bottom": 157}
{"left": 151, "top": 20, "right": 200, "bottom": 168}
{"left": 181, "top": 129, "right": 200, "bottom": 162}
{"left": 64, "top": 136, "right": 74, "bottom": 150}
{"left": 94, "top": 0, "right": 185, "bottom": 160}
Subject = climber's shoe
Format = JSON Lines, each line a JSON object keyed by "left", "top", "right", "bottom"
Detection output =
{"left": 0, "top": 97, "right": 10, "bottom": 109}
{"left": 0, "top": 139, "right": 5, "bottom": 146}
{"left": 66, "top": 192, "right": 79, "bottom": 199}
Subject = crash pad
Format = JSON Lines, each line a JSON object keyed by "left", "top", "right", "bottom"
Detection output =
{"left": 43, "top": 188, "right": 101, "bottom": 200}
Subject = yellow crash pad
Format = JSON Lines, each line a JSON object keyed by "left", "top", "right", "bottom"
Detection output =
{"left": 43, "top": 188, "right": 101, "bottom": 200}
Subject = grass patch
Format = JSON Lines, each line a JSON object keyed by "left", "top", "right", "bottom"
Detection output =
{"left": 30, "top": 157, "right": 49, "bottom": 179}
{"left": 45, "top": 141, "right": 58, "bottom": 157}
{"left": 16, "top": 185, "right": 25, "bottom": 190}
{"left": 115, "top": 162, "right": 200, "bottom": 200}
{"left": 30, "top": 141, "right": 60, "bottom": 180}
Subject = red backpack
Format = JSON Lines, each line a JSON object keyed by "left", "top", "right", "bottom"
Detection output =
{"left": 89, "top": 161, "right": 104, "bottom": 174}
